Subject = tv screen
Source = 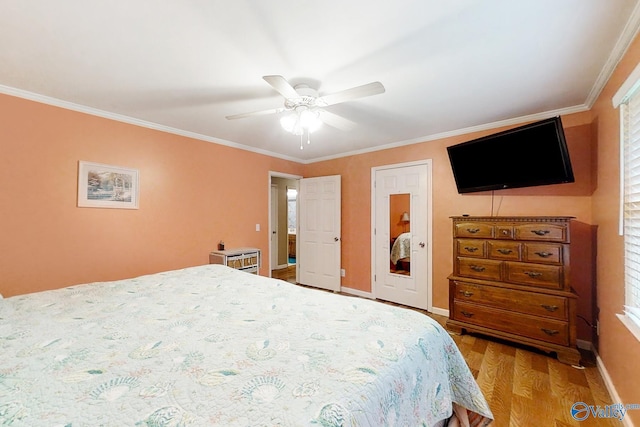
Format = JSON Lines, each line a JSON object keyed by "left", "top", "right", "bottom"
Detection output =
{"left": 447, "top": 116, "right": 574, "bottom": 194}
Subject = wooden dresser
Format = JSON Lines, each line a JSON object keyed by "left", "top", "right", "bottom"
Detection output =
{"left": 447, "top": 216, "right": 581, "bottom": 365}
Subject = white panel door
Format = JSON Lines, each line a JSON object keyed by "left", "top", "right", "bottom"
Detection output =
{"left": 373, "top": 163, "right": 431, "bottom": 310}
{"left": 298, "top": 175, "right": 341, "bottom": 292}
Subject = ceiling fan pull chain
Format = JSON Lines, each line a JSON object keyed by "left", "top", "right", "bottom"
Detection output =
{"left": 307, "top": 129, "right": 311, "bottom": 146}
{"left": 300, "top": 133, "right": 304, "bottom": 150}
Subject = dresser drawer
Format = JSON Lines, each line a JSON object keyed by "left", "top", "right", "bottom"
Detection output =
{"left": 495, "top": 226, "right": 514, "bottom": 239}
{"left": 455, "top": 222, "right": 494, "bottom": 238}
{"left": 456, "top": 239, "right": 486, "bottom": 258}
{"left": 523, "top": 243, "right": 562, "bottom": 264}
{"left": 514, "top": 223, "right": 567, "bottom": 242}
{"left": 453, "top": 281, "right": 568, "bottom": 320}
{"left": 453, "top": 301, "right": 569, "bottom": 346}
{"left": 505, "top": 262, "right": 562, "bottom": 289}
{"left": 456, "top": 257, "right": 502, "bottom": 281}
{"left": 488, "top": 241, "right": 521, "bottom": 260}
{"left": 226, "top": 257, "right": 244, "bottom": 269}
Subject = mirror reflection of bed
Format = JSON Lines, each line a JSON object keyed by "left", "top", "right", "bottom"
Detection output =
{"left": 389, "top": 193, "right": 411, "bottom": 276}
{"left": 391, "top": 232, "right": 411, "bottom": 275}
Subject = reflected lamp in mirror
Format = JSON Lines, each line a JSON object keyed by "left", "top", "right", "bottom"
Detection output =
{"left": 401, "top": 212, "right": 410, "bottom": 232}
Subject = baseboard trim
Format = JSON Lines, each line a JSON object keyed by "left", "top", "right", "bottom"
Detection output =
{"left": 340, "top": 287, "right": 374, "bottom": 299}
{"left": 576, "top": 339, "right": 593, "bottom": 351}
{"left": 594, "top": 349, "right": 636, "bottom": 427}
{"left": 430, "top": 307, "right": 449, "bottom": 317}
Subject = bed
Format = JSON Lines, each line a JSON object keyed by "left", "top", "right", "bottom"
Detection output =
{"left": 391, "top": 232, "right": 411, "bottom": 266}
{"left": 0, "top": 265, "right": 492, "bottom": 426}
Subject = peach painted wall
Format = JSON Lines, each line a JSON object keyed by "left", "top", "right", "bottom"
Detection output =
{"left": 589, "top": 31, "right": 640, "bottom": 421}
{"left": 0, "top": 93, "right": 302, "bottom": 297}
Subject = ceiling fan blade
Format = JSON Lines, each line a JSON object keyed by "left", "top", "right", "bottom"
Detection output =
{"left": 318, "top": 81, "right": 385, "bottom": 106}
{"left": 263, "top": 75, "right": 300, "bottom": 99}
{"left": 225, "top": 107, "right": 284, "bottom": 120}
{"left": 319, "top": 110, "right": 357, "bottom": 131}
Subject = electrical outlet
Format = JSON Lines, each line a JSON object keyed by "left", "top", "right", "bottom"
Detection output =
{"left": 340, "top": 269, "right": 346, "bottom": 277}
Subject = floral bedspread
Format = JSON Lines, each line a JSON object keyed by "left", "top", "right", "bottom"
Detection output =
{"left": 0, "top": 264, "right": 492, "bottom": 426}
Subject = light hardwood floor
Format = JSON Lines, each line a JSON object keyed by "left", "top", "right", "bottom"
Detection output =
{"left": 271, "top": 266, "right": 621, "bottom": 427}
{"left": 433, "top": 316, "right": 620, "bottom": 427}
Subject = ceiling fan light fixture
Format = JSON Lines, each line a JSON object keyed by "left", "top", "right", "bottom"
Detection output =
{"left": 229, "top": 75, "right": 385, "bottom": 150}
{"left": 280, "top": 107, "right": 322, "bottom": 136}
{"left": 280, "top": 113, "right": 300, "bottom": 134}
{"left": 299, "top": 109, "right": 322, "bottom": 133}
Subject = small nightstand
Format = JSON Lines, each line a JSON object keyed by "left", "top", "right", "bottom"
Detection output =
{"left": 209, "top": 247, "right": 261, "bottom": 274}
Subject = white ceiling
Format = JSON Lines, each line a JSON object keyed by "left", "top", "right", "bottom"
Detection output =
{"left": 1, "top": 1, "right": 639, "bottom": 163}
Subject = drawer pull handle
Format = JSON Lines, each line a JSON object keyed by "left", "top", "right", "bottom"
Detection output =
{"left": 466, "top": 228, "right": 480, "bottom": 234}
{"left": 525, "top": 271, "right": 543, "bottom": 278}
{"left": 531, "top": 229, "right": 550, "bottom": 236}
{"left": 535, "top": 251, "right": 553, "bottom": 258}
{"left": 470, "top": 265, "right": 486, "bottom": 272}
{"left": 497, "top": 248, "right": 513, "bottom": 255}
{"left": 461, "top": 311, "right": 474, "bottom": 318}
{"left": 541, "top": 304, "right": 559, "bottom": 312}
{"left": 459, "top": 290, "right": 474, "bottom": 297}
{"left": 541, "top": 328, "right": 559, "bottom": 336}
{"left": 464, "top": 247, "right": 478, "bottom": 252}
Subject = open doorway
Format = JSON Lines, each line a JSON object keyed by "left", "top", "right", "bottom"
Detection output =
{"left": 269, "top": 173, "right": 300, "bottom": 283}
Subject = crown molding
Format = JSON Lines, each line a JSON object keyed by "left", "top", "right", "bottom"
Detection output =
{"left": 305, "top": 104, "right": 589, "bottom": 164}
{"left": 0, "top": 84, "right": 305, "bottom": 163}
{"left": 585, "top": 1, "right": 640, "bottom": 107}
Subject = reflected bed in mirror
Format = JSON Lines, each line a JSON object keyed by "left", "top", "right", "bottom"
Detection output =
{"left": 391, "top": 232, "right": 411, "bottom": 275}
{"left": 390, "top": 193, "right": 411, "bottom": 276}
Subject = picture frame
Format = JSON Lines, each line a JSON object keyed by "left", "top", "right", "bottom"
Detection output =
{"left": 77, "top": 161, "right": 139, "bottom": 209}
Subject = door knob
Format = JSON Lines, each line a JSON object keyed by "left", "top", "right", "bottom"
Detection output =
{"left": 334, "top": 237, "right": 340, "bottom": 242}
{"left": 419, "top": 242, "right": 425, "bottom": 248}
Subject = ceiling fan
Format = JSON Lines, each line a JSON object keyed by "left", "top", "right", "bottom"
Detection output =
{"left": 226, "top": 75, "right": 385, "bottom": 149}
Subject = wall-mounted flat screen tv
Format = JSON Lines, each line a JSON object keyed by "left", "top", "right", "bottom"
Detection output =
{"left": 447, "top": 116, "right": 574, "bottom": 194}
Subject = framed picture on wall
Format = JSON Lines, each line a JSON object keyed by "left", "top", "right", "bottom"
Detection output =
{"left": 77, "top": 161, "right": 139, "bottom": 209}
